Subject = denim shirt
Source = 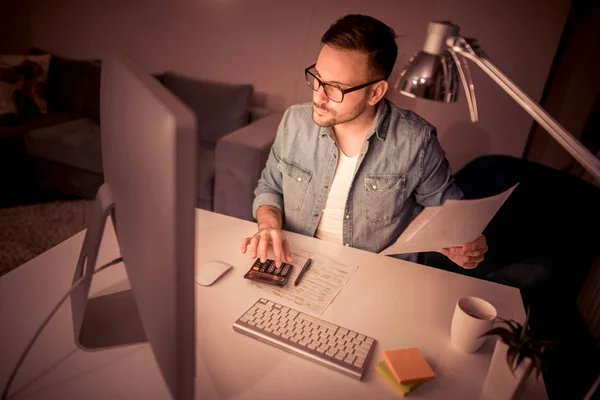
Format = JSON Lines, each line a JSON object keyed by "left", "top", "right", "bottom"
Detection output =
{"left": 252, "top": 99, "right": 463, "bottom": 261}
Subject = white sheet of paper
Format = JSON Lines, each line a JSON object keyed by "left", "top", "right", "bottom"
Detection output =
{"left": 380, "top": 183, "right": 518, "bottom": 255}
{"left": 247, "top": 248, "right": 359, "bottom": 316}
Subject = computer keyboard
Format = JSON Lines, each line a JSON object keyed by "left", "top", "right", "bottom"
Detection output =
{"left": 232, "top": 298, "right": 376, "bottom": 380}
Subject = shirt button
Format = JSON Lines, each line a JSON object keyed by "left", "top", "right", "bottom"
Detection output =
{"left": 314, "top": 213, "right": 319, "bottom": 217}
{"left": 324, "top": 185, "right": 329, "bottom": 189}
{"left": 345, "top": 214, "right": 350, "bottom": 219}
{"left": 372, "top": 185, "right": 377, "bottom": 190}
{"left": 333, "top": 154, "right": 337, "bottom": 159}
{"left": 345, "top": 243, "right": 350, "bottom": 247}
{"left": 297, "top": 177, "right": 302, "bottom": 182}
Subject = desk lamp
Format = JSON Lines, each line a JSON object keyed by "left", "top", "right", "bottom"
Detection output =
{"left": 396, "top": 21, "right": 600, "bottom": 183}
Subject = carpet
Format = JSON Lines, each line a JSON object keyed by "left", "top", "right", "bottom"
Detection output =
{"left": 0, "top": 199, "right": 92, "bottom": 277}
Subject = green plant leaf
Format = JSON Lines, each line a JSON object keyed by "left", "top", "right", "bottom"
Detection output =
{"left": 483, "top": 309, "right": 556, "bottom": 379}
{"left": 480, "top": 327, "right": 511, "bottom": 338}
{"left": 521, "top": 306, "right": 531, "bottom": 341}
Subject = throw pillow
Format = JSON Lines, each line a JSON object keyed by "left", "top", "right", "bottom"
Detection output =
{"left": 29, "top": 48, "right": 101, "bottom": 116}
{"left": 0, "top": 54, "right": 51, "bottom": 120}
{"left": 162, "top": 72, "right": 253, "bottom": 145}
{"left": 0, "top": 64, "right": 25, "bottom": 125}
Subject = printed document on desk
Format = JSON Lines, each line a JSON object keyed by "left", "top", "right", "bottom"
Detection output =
{"left": 380, "top": 184, "right": 518, "bottom": 255}
{"left": 247, "top": 248, "right": 358, "bottom": 316}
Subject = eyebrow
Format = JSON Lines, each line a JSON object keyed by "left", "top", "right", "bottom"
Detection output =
{"left": 313, "top": 67, "right": 352, "bottom": 87}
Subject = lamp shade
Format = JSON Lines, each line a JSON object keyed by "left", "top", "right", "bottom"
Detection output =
{"left": 396, "top": 21, "right": 461, "bottom": 103}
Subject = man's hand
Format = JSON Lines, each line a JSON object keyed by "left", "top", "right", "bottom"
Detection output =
{"left": 240, "top": 228, "right": 293, "bottom": 268}
{"left": 441, "top": 234, "right": 488, "bottom": 269}
{"left": 240, "top": 205, "right": 293, "bottom": 268}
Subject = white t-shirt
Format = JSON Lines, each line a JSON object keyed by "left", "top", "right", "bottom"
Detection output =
{"left": 315, "top": 151, "right": 359, "bottom": 244}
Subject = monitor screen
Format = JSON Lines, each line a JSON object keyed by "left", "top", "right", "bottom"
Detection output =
{"left": 69, "top": 50, "right": 197, "bottom": 400}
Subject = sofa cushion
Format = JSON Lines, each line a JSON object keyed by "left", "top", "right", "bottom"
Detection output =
{"left": 0, "top": 111, "right": 80, "bottom": 139}
{"left": 162, "top": 72, "right": 253, "bottom": 145}
{"left": 197, "top": 145, "right": 215, "bottom": 211}
{"left": 29, "top": 50, "right": 102, "bottom": 122}
{"left": 24, "top": 118, "right": 103, "bottom": 174}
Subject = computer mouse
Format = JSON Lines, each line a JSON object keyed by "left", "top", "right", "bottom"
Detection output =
{"left": 196, "top": 260, "right": 233, "bottom": 286}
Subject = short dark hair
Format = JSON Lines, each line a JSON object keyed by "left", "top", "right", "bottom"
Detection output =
{"left": 321, "top": 14, "right": 398, "bottom": 80}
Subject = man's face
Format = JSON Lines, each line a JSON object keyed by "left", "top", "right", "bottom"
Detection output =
{"left": 311, "top": 45, "right": 373, "bottom": 127}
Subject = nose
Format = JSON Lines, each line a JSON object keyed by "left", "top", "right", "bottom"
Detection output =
{"left": 314, "top": 84, "right": 329, "bottom": 104}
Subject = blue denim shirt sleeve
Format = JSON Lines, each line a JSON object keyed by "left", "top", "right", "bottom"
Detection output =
{"left": 414, "top": 126, "right": 464, "bottom": 206}
{"left": 252, "top": 108, "right": 289, "bottom": 219}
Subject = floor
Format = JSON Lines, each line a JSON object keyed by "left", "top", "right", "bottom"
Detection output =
{"left": 0, "top": 185, "right": 90, "bottom": 277}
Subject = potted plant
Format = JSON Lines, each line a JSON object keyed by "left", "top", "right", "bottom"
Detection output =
{"left": 479, "top": 307, "right": 554, "bottom": 400}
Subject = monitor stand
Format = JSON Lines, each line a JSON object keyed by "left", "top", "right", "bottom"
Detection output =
{"left": 70, "top": 183, "right": 147, "bottom": 350}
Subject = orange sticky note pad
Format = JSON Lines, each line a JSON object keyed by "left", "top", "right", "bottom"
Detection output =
{"left": 383, "top": 348, "right": 436, "bottom": 384}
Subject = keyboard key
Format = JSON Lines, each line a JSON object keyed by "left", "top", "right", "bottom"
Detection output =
{"left": 344, "top": 354, "right": 356, "bottom": 364}
{"left": 298, "top": 314, "right": 338, "bottom": 332}
{"left": 354, "top": 357, "right": 365, "bottom": 368}
{"left": 357, "top": 344, "right": 371, "bottom": 354}
{"left": 354, "top": 349, "right": 367, "bottom": 358}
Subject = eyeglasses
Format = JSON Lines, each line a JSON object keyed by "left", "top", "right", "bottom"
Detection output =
{"left": 304, "top": 63, "right": 383, "bottom": 103}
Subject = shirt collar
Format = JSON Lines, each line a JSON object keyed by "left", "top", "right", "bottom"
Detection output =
{"left": 318, "top": 99, "right": 391, "bottom": 141}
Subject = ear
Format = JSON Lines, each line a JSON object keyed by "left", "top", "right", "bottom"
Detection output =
{"left": 368, "top": 80, "right": 389, "bottom": 105}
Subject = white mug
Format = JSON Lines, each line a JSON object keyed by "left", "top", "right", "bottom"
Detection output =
{"left": 450, "top": 296, "right": 497, "bottom": 353}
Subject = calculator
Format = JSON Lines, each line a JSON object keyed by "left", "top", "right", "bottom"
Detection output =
{"left": 243, "top": 258, "right": 294, "bottom": 286}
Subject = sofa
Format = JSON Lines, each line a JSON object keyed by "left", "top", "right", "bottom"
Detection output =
{"left": 0, "top": 50, "right": 281, "bottom": 221}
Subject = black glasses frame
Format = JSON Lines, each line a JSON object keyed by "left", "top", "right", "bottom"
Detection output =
{"left": 304, "top": 63, "right": 383, "bottom": 103}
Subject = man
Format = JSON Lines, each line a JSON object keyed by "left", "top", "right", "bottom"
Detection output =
{"left": 241, "top": 14, "right": 487, "bottom": 269}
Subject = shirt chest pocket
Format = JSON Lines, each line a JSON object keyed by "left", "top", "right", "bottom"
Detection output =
{"left": 364, "top": 174, "right": 406, "bottom": 223}
{"left": 278, "top": 159, "right": 313, "bottom": 212}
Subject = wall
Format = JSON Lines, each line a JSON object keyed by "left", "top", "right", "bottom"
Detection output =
{"left": 26, "top": 0, "right": 571, "bottom": 172}
{"left": 0, "top": 0, "right": 31, "bottom": 53}
{"left": 524, "top": 0, "right": 600, "bottom": 183}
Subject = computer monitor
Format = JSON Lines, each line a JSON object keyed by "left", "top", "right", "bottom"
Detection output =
{"left": 69, "top": 50, "right": 197, "bottom": 400}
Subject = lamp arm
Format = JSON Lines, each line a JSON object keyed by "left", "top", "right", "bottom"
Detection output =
{"left": 448, "top": 37, "right": 600, "bottom": 183}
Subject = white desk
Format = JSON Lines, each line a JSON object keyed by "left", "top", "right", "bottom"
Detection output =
{"left": 0, "top": 209, "right": 547, "bottom": 399}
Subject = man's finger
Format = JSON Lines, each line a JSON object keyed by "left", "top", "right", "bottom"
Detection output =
{"left": 450, "top": 253, "right": 485, "bottom": 266}
{"left": 283, "top": 237, "right": 293, "bottom": 263}
{"left": 240, "top": 237, "right": 251, "bottom": 254}
{"left": 463, "top": 245, "right": 488, "bottom": 257}
{"left": 462, "top": 235, "right": 487, "bottom": 252}
{"left": 249, "top": 235, "right": 261, "bottom": 259}
{"left": 450, "top": 242, "right": 487, "bottom": 256}
{"left": 257, "top": 233, "right": 270, "bottom": 263}
{"left": 271, "top": 231, "right": 284, "bottom": 267}
{"left": 461, "top": 262, "right": 479, "bottom": 270}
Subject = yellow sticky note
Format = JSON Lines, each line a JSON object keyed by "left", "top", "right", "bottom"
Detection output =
{"left": 375, "top": 361, "right": 425, "bottom": 396}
